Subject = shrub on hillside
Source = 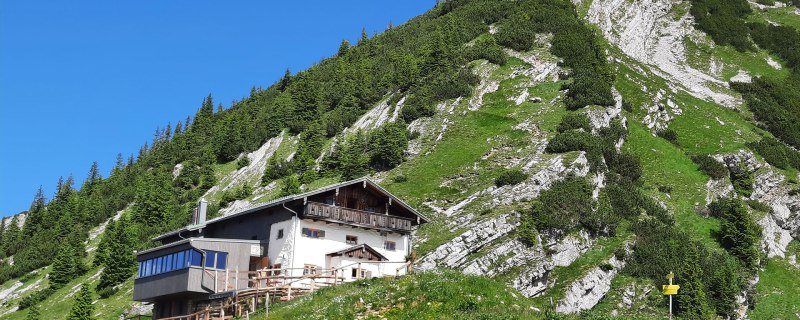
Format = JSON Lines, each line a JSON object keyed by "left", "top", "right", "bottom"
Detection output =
{"left": 689, "top": 0, "right": 753, "bottom": 51}
{"left": 709, "top": 198, "right": 762, "bottom": 272}
{"left": 528, "top": 176, "right": 594, "bottom": 234}
{"left": 545, "top": 130, "right": 595, "bottom": 153}
{"left": 494, "top": 168, "right": 529, "bottom": 187}
{"left": 495, "top": 12, "right": 537, "bottom": 51}
{"left": 557, "top": 112, "right": 592, "bottom": 133}
{"left": 465, "top": 35, "right": 508, "bottom": 65}
{"left": 656, "top": 127, "right": 679, "bottom": 145}
{"left": 691, "top": 155, "right": 728, "bottom": 179}
{"left": 729, "top": 162, "right": 754, "bottom": 197}
{"left": 748, "top": 136, "right": 800, "bottom": 170}
{"left": 401, "top": 94, "right": 436, "bottom": 123}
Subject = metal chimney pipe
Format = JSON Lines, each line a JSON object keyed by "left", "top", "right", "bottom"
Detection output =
{"left": 197, "top": 199, "right": 208, "bottom": 225}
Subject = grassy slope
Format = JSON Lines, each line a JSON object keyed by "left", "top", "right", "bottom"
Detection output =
{"left": 1, "top": 211, "right": 137, "bottom": 320}
{"left": 259, "top": 271, "right": 540, "bottom": 320}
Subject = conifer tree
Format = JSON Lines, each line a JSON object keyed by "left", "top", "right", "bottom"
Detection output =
{"left": 339, "top": 132, "right": 370, "bottom": 180}
{"left": 278, "top": 69, "right": 291, "bottom": 92}
{"left": 25, "top": 305, "right": 40, "bottom": 320}
{"left": 67, "top": 285, "right": 94, "bottom": 320}
{"left": 359, "top": 27, "right": 368, "bottom": 44}
{"left": 0, "top": 220, "right": 5, "bottom": 259}
{"left": 93, "top": 220, "right": 115, "bottom": 267}
{"left": 22, "top": 187, "right": 47, "bottom": 237}
{"left": 2, "top": 215, "right": 20, "bottom": 256}
{"left": 50, "top": 242, "right": 77, "bottom": 288}
{"left": 280, "top": 175, "right": 301, "bottom": 196}
{"left": 97, "top": 218, "right": 136, "bottom": 296}
{"left": 133, "top": 169, "right": 178, "bottom": 225}
{"left": 337, "top": 39, "right": 350, "bottom": 57}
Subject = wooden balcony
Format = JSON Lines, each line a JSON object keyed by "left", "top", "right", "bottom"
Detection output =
{"left": 304, "top": 201, "right": 414, "bottom": 232}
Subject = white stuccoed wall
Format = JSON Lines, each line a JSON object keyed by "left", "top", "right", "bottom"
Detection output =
{"left": 284, "top": 219, "right": 408, "bottom": 279}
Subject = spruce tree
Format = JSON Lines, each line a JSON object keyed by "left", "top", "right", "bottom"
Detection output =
{"left": 97, "top": 218, "right": 136, "bottom": 295}
{"left": 25, "top": 305, "right": 40, "bottom": 320}
{"left": 93, "top": 220, "right": 115, "bottom": 267}
{"left": 133, "top": 169, "right": 178, "bottom": 225}
{"left": 280, "top": 175, "right": 301, "bottom": 196}
{"left": 337, "top": 39, "right": 350, "bottom": 57}
{"left": 22, "top": 187, "right": 47, "bottom": 237}
{"left": 278, "top": 69, "right": 291, "bottom": 92}
{"left": 2, "top": 215, "right": 20, "bottom": 257}
{"left": 67, "top": 285, "right": 94, "bottom": 320}
{"left": 50, "top": 242, "right": 77, "bottom": 288}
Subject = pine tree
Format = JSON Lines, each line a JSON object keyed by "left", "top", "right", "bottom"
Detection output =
{"left": 67, "top": 285, "right": 94, "bottom": 320}
{"left": 359, "top": 27, "right": 368, "bottom": 44}
{"left": 675, "top": 245, "right": 715, "bottom": 318}
{"left": 339, "top": 131, "right": 370, "bottom": 180}
{"left": 2, "top": 215, "right": 20, "bottom": 256}
{"left": 83, "top": 161, "right": 102, "bottom": 191}
{"left": 0, "top": 220, "right": 5, "bottom": 258}
{"left": 280, "top": 175, "right": 301, "bottom": 196}
{"left": 337, "top": 39, "right": 350, "bottom": 57}
{"left": 93, "top": 219, "right": 115, "bottom": 267}
{"left": 22, "top": 187, "right": 47, "bottom": 237}
{"left": 278, "top": 69, "right": 291, "bottom": 92}
{"left": 133, "top": 169, "right": 178, "bottom": 225}
{"left": 97, "top": 218, "right": 136, "bottom": 296}
{"left": 25, "top": 305, "right": 40, "bottom": 320}
{"left": 50, "top": 242, "right": 77, "bottom": 288}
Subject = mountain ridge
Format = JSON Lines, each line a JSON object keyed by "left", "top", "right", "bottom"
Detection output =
{"left": 2, "top": 0, "right": 800, "bottom": 319}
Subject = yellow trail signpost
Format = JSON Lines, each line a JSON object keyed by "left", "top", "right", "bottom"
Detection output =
{"left": 662, "top": 272, "right": 680, "bottom": 320}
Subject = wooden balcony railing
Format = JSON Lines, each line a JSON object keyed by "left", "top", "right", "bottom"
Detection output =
{"left": 304, "top": 201, "right": 414, "bottom": 232}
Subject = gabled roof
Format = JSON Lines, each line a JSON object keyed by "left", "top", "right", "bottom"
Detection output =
{"left": 326, "top": 244, "right": 388, "bottom": 261}
{"left": 154, "top": 177, "right": 429, "bottom": 241}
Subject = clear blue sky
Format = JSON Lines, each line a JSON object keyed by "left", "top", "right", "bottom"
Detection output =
{"left": 0, "top": 1, "right": 434, "bottom": 217}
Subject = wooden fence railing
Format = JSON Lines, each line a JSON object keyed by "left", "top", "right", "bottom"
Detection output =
{"left": 152, "top": 260, "right": 412, "bottom": 320}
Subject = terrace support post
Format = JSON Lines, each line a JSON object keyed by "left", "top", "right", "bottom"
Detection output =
{"left": 235, "top": 266, "right": 239, "bottom": 290}
{"left": 225, "top": 269, "right": 229, "bottom": 291}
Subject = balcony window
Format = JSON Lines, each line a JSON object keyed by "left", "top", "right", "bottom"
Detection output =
{"left": 137, "top": 248, "right": 224, "bottom": 279}
{"left": 215, "top": 252, "right": 228, "bottom": 269}
{"left": 189, "top": 249, "right": 202, "bottom": 267}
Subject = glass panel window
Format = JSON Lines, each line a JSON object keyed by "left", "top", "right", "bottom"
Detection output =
{"left": 384, "top": 241, "right": 396, "bottom": 251}
{"left": 156, "top": 257, "right": 162, "bottom": 274}
{"left": 146, "top": 259, "right": 153, "bottom": 277}
{"left": 216, "top": 252, "right": 227, "bottom": 269}
{"left": 177, "top": 251, "right": 185, "bottom": 269}
{"left": 205, "top": 251, "right": 216, "bottom": 268}
{"left": 346, "top": 235, "right": 358, "bottom": 245}
{"left": 190, "top": 250, "right": 202, "bottom": 267}
{"left": 165, "top": 255, "right": 173, "bottom": 272}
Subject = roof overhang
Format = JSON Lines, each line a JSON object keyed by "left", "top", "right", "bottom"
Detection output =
{"left": 326, "top": 244, "right": 389, "bottom": 261}
{"left": 152, "top": 177, "right": 429, "bottom": 241}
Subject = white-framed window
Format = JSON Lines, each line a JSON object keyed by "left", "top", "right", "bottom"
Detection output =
{"left": 346, "top": 235, "right": 358, "bottom": 245}
{"left": 303, "top": 264, "right": 318, "bottom": 275}
{"left": 351, "top": 268, "right": 371, "bottom": 279}
{"left": 384, "top": 241, "right": 396, "bottom": 251}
